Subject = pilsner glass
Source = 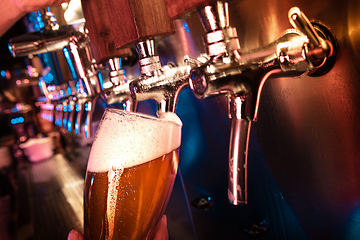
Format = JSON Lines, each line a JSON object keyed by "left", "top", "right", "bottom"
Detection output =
{"left": 84, "top": 108, "right": 182, "bottom": 240}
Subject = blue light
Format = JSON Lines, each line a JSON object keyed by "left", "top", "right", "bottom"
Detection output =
{"left": 90, "top": 176, "right": 94, "bottom": 187}
{"left": 43, "top": 72, "right": 54, "bottom": 84}
{"left": 10, "top": 117, "right": 24, "bottom": 125}
{"left": 76, "top": 81, "right": 82, "bottom": 93}
{"left": 183, "top": 22, "right": 190, "bottom": 33}
{"left": 75, "top": 122, "right": 79, "bottom": 135}
{"left": 98, "top": 72, "right": 104, "bottom": 90}
{"left": 63, "top": 118, "right": 66, "bottom": 126}
{"left": 63, "top": 48, "right": 79, "bottom": 80}
{"left": 1, "top": 70, "right": 6, "bottom": 77}
{"left": 84, "top": 121, "right": 88, "bottom": 138}
{"left": 38, "top": 80, "right": 44, "bottom": 94}
{"left": 75, "top": 104, "right": 79, "bottom": 112}
{"left": 122, "top": 102, "right": 127, "bottom": 111}
{"left": 67, "top": 120, "right": 72, "bottom": 131}
{"left": 8, "top": 44, "right": 13, "bottom": 55}
{"left": 41, "top": 52, "right": 59, "bottom": 85}
{"left": 47, "top": 85, "right": 55, "bottom": 91}
{"left": 67, "top": 87, "right": 73, "bottom": 96}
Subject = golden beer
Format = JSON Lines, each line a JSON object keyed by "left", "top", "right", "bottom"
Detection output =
{"left": 84, "top": 109, "right": 182, "bottom": 240}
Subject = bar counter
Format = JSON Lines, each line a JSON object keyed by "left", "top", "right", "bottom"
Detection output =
{"left": 15, "top": 147, "right": 91, "bottom": 240}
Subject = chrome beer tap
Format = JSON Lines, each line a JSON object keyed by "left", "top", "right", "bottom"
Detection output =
{"left": 101, "top": 57, "right": 137, "bottom": 112}
{"left": 67, "top": 29, "right": 102, "bottom": 137}
{"left": 129, "top": 39, "right": 190, "bottom": 115}
{"left": 9, "top": 8, "right": 103, "bottom": 137}
{"left": 187, "top": 2, "right": 336, "bottom": 205}
{"left": 8, "top": 8, "right": 73, "bottom": 57}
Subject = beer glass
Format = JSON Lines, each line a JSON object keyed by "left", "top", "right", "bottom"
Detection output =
{"left": 84, "top": 109, "right": 182, "bottom": 240}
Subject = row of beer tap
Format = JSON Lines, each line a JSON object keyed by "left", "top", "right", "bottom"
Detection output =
{"left": 8, "top": 0, "right": 336, "bottom": 205}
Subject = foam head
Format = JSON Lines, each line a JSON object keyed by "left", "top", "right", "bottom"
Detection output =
{"left": 87, "top": 109, "right": 182, "bottom": 172}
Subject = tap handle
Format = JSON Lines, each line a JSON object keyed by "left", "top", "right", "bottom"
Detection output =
{"left": 288, "top": 7, "right": 321, "bottom": 47}
{"left": 288, "top": 7, "right": 332, "bottom": 59}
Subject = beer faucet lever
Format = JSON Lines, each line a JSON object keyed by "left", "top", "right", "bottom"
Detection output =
{"left": 288, "top": 7, "right": 333, "bottom": 66}
{"left": 187, "top": 2, "right": 336, "bottom": 205}
{"left": 130, "top": 39, "right": 190, "bottom": 114}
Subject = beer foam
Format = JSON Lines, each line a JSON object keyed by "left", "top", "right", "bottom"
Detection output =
{"left": 87, "top": 110, "right": 182, "bottom": 172}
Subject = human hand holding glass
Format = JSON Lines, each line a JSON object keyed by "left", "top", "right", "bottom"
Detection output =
{"left": 83, "top": 109, "right": 181, "bottom": 240}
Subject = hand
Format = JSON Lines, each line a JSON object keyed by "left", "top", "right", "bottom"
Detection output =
{"left": 11, "top": 0, "right": 68, "bottom": 14}
{"left": 67, "top": 215, "right": 169, "bottom": 240}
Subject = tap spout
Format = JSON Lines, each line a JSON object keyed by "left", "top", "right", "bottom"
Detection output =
{"left": 228, "top": 96, "right": 251, "bottom": 205}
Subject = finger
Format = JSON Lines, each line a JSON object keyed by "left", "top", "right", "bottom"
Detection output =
{"left": 153, "top": 215, "right": 169, "bottom": 240}
{"left": 67, "top": 229, "right": 84, "bottom": 240}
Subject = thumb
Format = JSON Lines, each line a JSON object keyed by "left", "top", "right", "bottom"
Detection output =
{"left": 67, "top": 229, "right": 84, "bottom": 240}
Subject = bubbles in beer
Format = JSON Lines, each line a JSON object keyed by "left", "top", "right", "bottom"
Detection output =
{"left": 85, "top": 109, "right": 182, "bottom": 240}
{"left": 106, "top": 159, "right": 125, "bottom": 240}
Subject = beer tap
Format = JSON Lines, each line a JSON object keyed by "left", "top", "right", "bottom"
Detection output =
{"left": 66, "top": 29, "right": 102, "bottom": 137}
{"left": 8, "top": 8, "right": 73, "bottom": 57}
{"left": 186, "top": 2, "right": 336, "bottom": 205}
{"left": 81, "top": 0, "right": 181, "bottom": 114}
{"left": 129, "top": 39, "right": 190, "bottom": 115}
{"left": 101, "top": 57, "right": 137, "bottom": 112}
{"left": 8, "top": 7, "right": 107, "bottom": 137}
